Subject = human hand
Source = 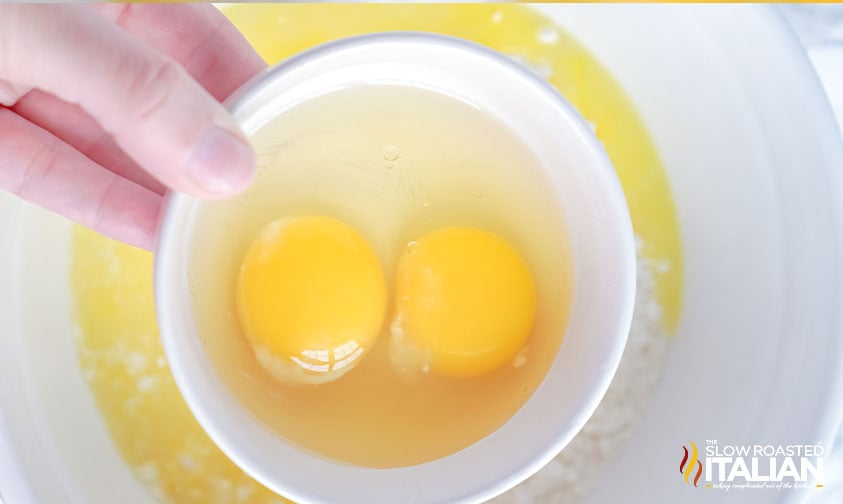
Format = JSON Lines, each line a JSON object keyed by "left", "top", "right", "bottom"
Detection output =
{"left": 0, "top": 4, "right": 266, "bottom": 250}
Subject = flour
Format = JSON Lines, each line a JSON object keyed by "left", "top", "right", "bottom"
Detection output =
{"left": 493, "top": 240, "right": 672, "bottom": 503}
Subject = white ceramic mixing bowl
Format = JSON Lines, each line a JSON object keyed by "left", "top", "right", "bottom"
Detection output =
{"left": 154, "top": 33, "right": 635, "bottom": 504}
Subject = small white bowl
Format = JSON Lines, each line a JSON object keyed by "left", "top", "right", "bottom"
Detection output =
{"left": 155, "top": 32, "right": 635, "bottom": 504}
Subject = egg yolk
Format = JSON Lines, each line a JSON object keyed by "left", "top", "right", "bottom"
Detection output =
{"left": 236, "top": 216, "right": 387, "bottom": 386}
{"left": 390, "top": 227, "right": 537, "bottom": 379}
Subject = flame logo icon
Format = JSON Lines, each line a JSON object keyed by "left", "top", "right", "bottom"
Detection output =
{"left": 680, "top": 441, "right": 703, "bottom": 487}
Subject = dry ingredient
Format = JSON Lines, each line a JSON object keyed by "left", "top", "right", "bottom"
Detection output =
{"left": 495, "top": 240, "right": 670, "bottom": 503}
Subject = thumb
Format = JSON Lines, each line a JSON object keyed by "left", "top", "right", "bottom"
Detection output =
{"left": 0, "top": 4, "right": 256, "bottom": 198}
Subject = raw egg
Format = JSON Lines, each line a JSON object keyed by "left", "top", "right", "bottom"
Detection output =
{"left": 235, "top": 215, "right": 387, "bottom": 385}
{"left": 191, "top": 84, "right": 571, "bottom": 467}
{"left": 390, "top": 227, "right": 537, "bottom": 378}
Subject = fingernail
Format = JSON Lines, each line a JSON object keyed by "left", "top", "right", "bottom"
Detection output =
{"left": 187, "top": 127, "right": 255, "bottom": 196}
{"left": 0, "top": 80, "right": 20, "bottom": 106}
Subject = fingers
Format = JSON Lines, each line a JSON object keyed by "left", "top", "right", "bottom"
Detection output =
{"left": 9, "top": 5, "right": 264, "bottom": 201}
{"left": 95, "top": 4, "right": 266, "bottom": 101}
{"left": 0, "top": 4, "right": 264, "bottom": 249}
{"left": 0, "top": 108, "right": 160, "bottom": 250}
{"left": 0, "top": 5, "right": 256, "bottom": 199}
{"left": 10, "top": 4, "right": 264, "bottom": 198}
{"left": 12, "top": 90, "right": 167, "bottom": 195}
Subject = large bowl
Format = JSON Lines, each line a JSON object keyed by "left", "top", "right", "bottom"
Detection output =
{"left": 0, "top": 5, "right": 841, "bottom": 504}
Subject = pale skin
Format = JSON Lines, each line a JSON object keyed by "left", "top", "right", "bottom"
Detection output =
{"left": 0, "top": 4, "right": 266, "bottom": 250}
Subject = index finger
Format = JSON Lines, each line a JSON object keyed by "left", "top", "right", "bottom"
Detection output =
{"left": 95, "top": 4, "right": 266, "bottom": 101}
{"left": 0, "top": 4, "right": 255, "bottom": 199}
{"left": 11, "top": 5, "right": 266, "bottom": 200}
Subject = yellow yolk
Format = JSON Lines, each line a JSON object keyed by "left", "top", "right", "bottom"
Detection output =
{"left": 236, "top": 216, "right": 387, "bottom": 385}
{"left": 390, "top": 227, "right": 537, "bottom": 379}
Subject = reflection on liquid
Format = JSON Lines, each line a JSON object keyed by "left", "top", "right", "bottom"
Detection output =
{"left": 291, "top": 341, "right": 365, "bottom": 373}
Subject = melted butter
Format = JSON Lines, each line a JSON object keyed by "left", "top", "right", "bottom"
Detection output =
{"left": 72, "top": 227, "right": 287, "bottom": 503}
{"left": 71, "top": 4, "right": 682, "bottom": 502}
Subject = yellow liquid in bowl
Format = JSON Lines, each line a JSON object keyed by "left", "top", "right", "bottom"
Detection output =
{"left": 189, "top": 84, "right": 571, "bottom": 467}
{"left": 71, "top": 4, "right": 682, "bottom": 502}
